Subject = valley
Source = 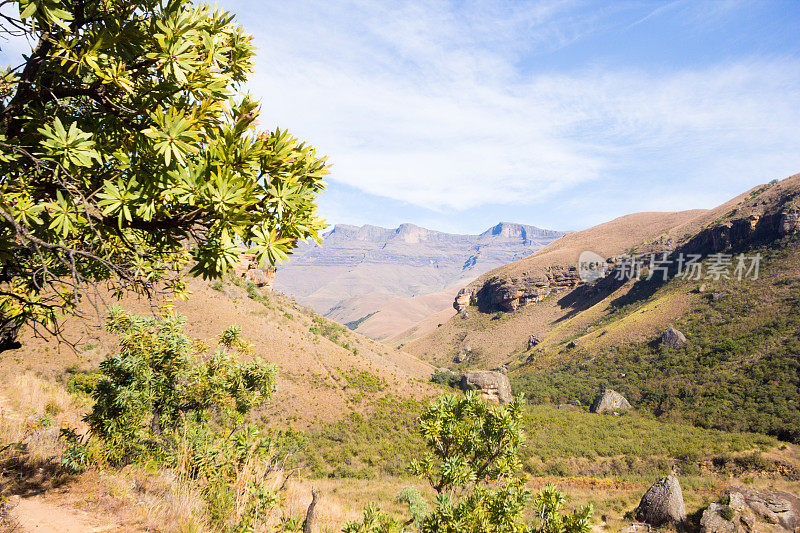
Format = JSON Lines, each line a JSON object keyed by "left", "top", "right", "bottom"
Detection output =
{"left": 273, "top": 222, "right": 566, "bottom": 341}
{"left": 2, "top": 175, "right": 799, "bottom": 532}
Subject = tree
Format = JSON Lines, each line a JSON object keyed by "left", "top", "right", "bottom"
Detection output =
{"left": 83, "top": 307, "right": 276, "bottom": 464}
{"left": 410, "top": 391, "right": 530, "bottom": 533}
{"left": 0, "top": 0, "right": 329, "bottom": 350}
{"left": 409, "top": 392, "right": 593, "bottom": 533}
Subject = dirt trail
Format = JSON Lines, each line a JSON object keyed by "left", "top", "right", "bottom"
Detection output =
{"left": 9, "top": 494, "right": 117, "bottom": 532}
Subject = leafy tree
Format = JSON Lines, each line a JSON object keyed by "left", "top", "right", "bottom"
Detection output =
{"left": 0, "top": 0, "right": 329, "bottom": 350}
{"left": 409, "top": 392, "right": 592, "bottom": 533}
{"left": 342, "top": 503, "right": 405, "bottom": 533}
{"left": 410, "top": 391, "right": 530, "bottom": 533}
{"left": 528, "top": 485, "right": 592, "bottom": 533}
{"left": 85, "top": 307, "right": 275, "bottom": 464}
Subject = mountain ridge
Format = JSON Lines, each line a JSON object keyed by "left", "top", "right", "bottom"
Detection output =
{"left": 273, "top": 221, "right": 567, "bottom": 334}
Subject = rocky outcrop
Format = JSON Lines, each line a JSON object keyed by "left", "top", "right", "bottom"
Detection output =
{"left": 469, "top": 266, "right": 582, "bottom": 312}
{"left": 780, "top": 210, "right": 800, "bottom": 235}
{"left": 527, "top": 334, "right": 541, "bottom": 350}
{"left": 590, "top": 389, "right": 632, "bottom": 414}
{"left": 460, "top": 371, "right": 513, "bottom": 404}
{"left": 454, "top": 345, "right": 471, "bottom": 364}
{"left": 661, "top": 327, "right": 687, "bottom": 348}
{"left": 635, "top": 475, "right": 687, "bottom": 527}
{"left": 234, "top": 251, "right": 276, "bottom": 290}
{"left": 453, "top": 288, "right": 476, "bottom": 312}
{"left": 701, "top": 487, "right": 800, "bottom": 533}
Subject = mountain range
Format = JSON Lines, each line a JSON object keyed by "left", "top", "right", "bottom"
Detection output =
{"left": 273, "top": 222, "right": 566, "bottom": 338}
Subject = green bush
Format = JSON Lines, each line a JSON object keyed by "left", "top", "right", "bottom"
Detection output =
{"left": 85, "top": 308, "right": 276, "bottom": 464}
{"left": 430, "top": 369, "right": 460, "bottom": 389}
{"left": 67, "top": 372, "right": 104, "bottom": 395}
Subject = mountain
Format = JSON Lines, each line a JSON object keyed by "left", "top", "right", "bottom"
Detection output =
{"left": 405, "top": 172, "right": 800, "bottom": 441}
{"left": 6, "top": 276, "right": 435, "bottom": 428}
{"left": 273, "top": 222, "right": 566, "bottom": 338}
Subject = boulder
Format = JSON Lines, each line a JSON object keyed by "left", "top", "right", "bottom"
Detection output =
{"left": 661, "top": 327, "right": 687, "bottom": 348}
{"left": 243, "top": 266, "right": 276, "bottom": 290}
{"left": 700, "top": 487, "right": 800, "bottom": 533}
{"left": 527, "top": 334, "right": 541, "bottom": 350}
{"left": 453, "top": 288, "right": 473, "bottom": 312}
{"left": 460, "top": 371, "right": 513, "bottom": 404}
{"left": 590, "top": 389, "right": 631, "bottom": 414}
{"left": 711, "top": 291, "right": 731, "bottom": 301}
{"left": 635, "top": 475, "right": 687, "bottom": 527}
{"left": 453, "top": 350, "right": 470, "bottom": 364}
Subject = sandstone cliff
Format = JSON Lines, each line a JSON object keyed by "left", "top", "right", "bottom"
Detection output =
{"left": 454, "top": 174, "right": 800, "bottom": 314}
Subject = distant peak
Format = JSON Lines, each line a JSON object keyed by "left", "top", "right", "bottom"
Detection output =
{"left": 480, "top": 222, "right": 566, "bottom": 242}
{"left": 393, "top": 223, "right": 430, "bottom": 243}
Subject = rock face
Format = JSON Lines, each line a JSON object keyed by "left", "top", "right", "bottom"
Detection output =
{"left": 460, "top": 371, "right": 513, "bottom": 404}
{"left": 779, "top": 210, "right": 800, "bottom": 235}
{"left": 591, "top": 389, "right": 632, "bottom": 414}
{"left": 466, "top": 266, "right": 583, "bottom": 312}
{"left": 453, "top": 288, "right": 476, "bottom": 312}
{"left": 661, "top": 327, "right": 687, "bottom": 348}
{"left": 701, "top": 487, "right": 800, "bottom": 533}
{"left": 635, "top": 475, "right": 687, "bottom": 527}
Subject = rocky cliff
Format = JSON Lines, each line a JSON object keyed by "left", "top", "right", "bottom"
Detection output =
{"left": 454, "top": 174, "right": 800, "bottom": 314}
{"left": 274, "top": 222, "right": 566, "bottom": 324}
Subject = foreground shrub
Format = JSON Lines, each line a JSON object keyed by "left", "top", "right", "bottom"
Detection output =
{"left": 74, "top": 308, "right": 300, "bottom": 531}
{"left": 85, "top": 308, "right": 275, "bottom": 464}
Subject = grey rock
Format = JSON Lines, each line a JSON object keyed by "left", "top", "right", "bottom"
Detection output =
{"left": 661, "top": 327, "right": 687, "bottom": 348}
{"left": 700, "top": 503, "right": 736, "bottom": 533}
{"left": 701, "top": 487, "right": 800, "bottom": 533}
{"left": 635, "top": 475, "right": 687, "bottom": 527}
{"left": 779, "top": 210, "right": 800, "bottom": 235}
{"left": 453, "top": 350, "right": 470, "bottom": 364}
{"left": 527, "top": 334, "right": 541, "bottom": 350}
{"left": 591, "top": 389, "right": 632, "bottom": 414}
{"left": 460, "top": 371, "right": 513, "bottom": 404}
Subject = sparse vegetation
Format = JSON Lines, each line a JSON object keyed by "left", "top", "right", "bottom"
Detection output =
{"left": 514, "top": 238, "right": 800, "bottom": 442}
{"left": 346, "top": 311, "right": 379, "bottom": 331}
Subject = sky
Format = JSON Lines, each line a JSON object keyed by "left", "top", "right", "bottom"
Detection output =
{"left": 2, "top": 1, "right": 799, "bottom": 234}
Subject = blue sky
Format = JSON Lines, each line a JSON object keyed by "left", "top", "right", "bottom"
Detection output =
{"left": 235, "top": 0, "right": 800, "bottom": 233}
{"left": 3, "top": 1, "right": 798, "bottom": 234}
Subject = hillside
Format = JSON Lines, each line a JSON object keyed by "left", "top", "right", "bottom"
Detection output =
{"left": 273, "top": 222, "right": 566, "bottom": 338}
{"left": 2, "top": 276, "right": 436, "bottom": 429}
{"left": 407, "top": 173, "right": 800, "bottom": 441}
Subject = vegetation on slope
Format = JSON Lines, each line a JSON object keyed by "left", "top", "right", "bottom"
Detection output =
{"left": 513, "top": 236, "right": 800, "bottom": 442}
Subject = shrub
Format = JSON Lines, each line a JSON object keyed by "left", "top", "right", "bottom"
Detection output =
{"left": 85, "top": 309, "right": 275, "bottom": 465}
{"left": 430, "top": 369, "right": 460, "bottom": 389}
{"left": 720, "top": 505, "right": 735, "bottom": 521}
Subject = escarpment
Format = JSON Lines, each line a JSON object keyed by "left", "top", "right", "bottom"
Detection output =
{"left": 454, "top": 174, "right": 800, "bottom": 314}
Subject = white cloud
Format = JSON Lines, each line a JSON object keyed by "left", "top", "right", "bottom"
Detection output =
{"left": 240, "top": 0, "right": 800, "bottom": 214}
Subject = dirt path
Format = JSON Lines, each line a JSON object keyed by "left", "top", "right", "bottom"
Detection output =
{"left": 9, "top": 495, "right": 117, "bottom": 532}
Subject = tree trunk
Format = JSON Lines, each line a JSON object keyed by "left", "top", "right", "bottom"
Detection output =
{"left": 0, "top": 315, "right": 21, "bottom": 353}
{"left": 303, "top": 487, "right": 319, "bottom": 533}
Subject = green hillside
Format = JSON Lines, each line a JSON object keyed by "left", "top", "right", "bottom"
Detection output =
{"left": 513, "top": 235, "right": 800, "bottom": 442}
